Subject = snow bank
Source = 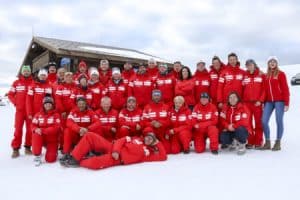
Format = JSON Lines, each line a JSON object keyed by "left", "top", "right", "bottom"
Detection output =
{"left": 0, "top": 65, "right": 299, "bottom": 200}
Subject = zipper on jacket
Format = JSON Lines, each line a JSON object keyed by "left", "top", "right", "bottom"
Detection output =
{"left": 269, "top": 78, "right": 274, "bottom": 101}
{"left": 230, "top": 107, "right": 234, "bottom": 124}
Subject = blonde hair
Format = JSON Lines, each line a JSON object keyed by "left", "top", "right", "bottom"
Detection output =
{"left": 267, "top": 61, "right": 279, "bottom": 77}
{"left": 174, "top": 96, "right": 185, "bottom": 104}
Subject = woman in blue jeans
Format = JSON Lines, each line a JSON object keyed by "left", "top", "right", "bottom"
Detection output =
{"left": 262, "top": 56, "right": 290, "bottom": 151}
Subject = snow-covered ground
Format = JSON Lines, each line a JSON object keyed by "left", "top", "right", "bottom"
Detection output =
{"left": 0, "top": 65, "right": 299, "bottom": 200}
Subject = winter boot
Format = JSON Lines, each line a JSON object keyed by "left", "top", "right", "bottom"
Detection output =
{"left": 183, "top": 149, "right": 190, "bottom": 154}
{"left": 221, "top": 144, "right": 228, "bottom": 149}
{"left": 246, "top": 144, "right": 254, "bottom": 149}
{"left": 24, "top": 146, "right": 32, "bottom": 155}
{"left": 237, "top": 143, "right": 246, "bottom": 155}
{"left": 211, "top": 150, "right": 218, "bottom": 155}
{"left": 64, "top": 156, "right": 79, "bottom": 168}
{"left": 11, "top": 149, "right": 20, "bottom": 158}
{"left": 260, "top": 140, "right": 271, "bottom": 150}
{"left": 229, "top": 139, "right": 238, "bottom": 151}
{"left": 272, "top": 140, "right": 281, "bottom": 151}
{"left": 59, "top": 154, "right": 71, "bottom": 165}
{"left": 34, "top": 156, "right": 42, "bottom": 167}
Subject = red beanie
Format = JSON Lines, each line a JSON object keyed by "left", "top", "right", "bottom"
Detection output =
{"left": 78, "top": 61, "right": 87, "bottom": 69}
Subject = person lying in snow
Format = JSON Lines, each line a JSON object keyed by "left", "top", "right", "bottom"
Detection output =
{"left": 60, "top": 128, "right": 167, "bottom": 169}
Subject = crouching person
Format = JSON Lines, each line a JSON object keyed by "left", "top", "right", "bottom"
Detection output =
{"left": 61, "top": 96, "right": 101, "bottom": 161}
{"left": 167, "top": 96, "right": 192, "bottom": 154}
{"left": 192, "top": 92, "right": 219, "bottom": 155}
{"left": 219, "top": 92, "right": 251, "bottom": 155}
{"left": 60, "top": 129, "right": 167, "bottom": 169}
{"left": 117, "top": 96, "right": 143, "bottom": 138}
{"left": 31, "top": 96, "right": 61, "bottom": 166}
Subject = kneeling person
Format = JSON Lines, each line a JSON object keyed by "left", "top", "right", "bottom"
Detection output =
{"left": 192, "top": 92, "right": 219, "bottom": 155}
{"left": 31, "top": 96, "right": 61, "bottom": 166}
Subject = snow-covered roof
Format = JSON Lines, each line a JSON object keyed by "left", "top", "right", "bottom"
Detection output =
{"left": 32, "top": 36, "right": 170, "bottom": 63}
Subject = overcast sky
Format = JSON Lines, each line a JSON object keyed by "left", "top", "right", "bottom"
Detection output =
{"left": 1, "top": 0, "right": 300, "bottom": 77}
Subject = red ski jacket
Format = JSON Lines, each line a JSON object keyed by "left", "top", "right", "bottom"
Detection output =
{"left": 265, "top": 70, "right": 290, "bottom": 106}
{"left": 118, "top": 108, "right": 143, "bottom": 130}
{"left": 142, "top": 102, "right": 170, "bottom": 129}
{"left": 242, "top": 68, "right": 266, "bottom": 102}
{"left": 174, "top": 79, "right": 196, "bottom": 106}
{"left": 128, "top": 73, "right": 155, "bottom": 107}
{"left": 55, "top": 83, "right": 75, "bottom": 113}
{"left": 122, "top": 69, "right": 135, "bottom": 85}
{"left": 26, "top": 80, "right": 53, "bottom": 116}
{"left": 155, "top": 73, "right": 176, "bottom": 104}
{"left": 66, "top": 108, "right": 101, "bottom": 133}
{"left": 31, "top": 109, "right": 61, "bottom": 136}
{"left": 106, "top": 79, "right": 128, "bottom": 110}
{"left": 217, "top": 64, "right": 245, "bottom": 103}
{"left": 168, "top": 105, "right": 193, "bottom": 134}
{"left": 209, "top": 64, "right": 226, "bottom": 103}
{"left": 8, "top": 75, "right": 33, "bottom": 110}
{"left": 193, "top": 70, "right": 211, "bottom": 101}
{"left": 220, "top": 103, "right": 251, "bottom": 133}
{"left": 112, "top": 136, "right": 167, "bottom": 164}
{"left": 192, "top": 102, "right": 218, "bottom": 128}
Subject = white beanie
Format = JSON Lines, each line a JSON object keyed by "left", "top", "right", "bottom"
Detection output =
{"left": 89, "top": 67, "right": 99, "bottom": 76}
{"left": 148, "top": 58, "right": 156, "bottom": 65}
{"left": 267, "top": 56, "right": 278, "bottom": 64}
{"left": 38, "top": 69, "right": 48, "bottom": 77}
{"left": 112, "top": 67, "right": 121, "bottom": 75}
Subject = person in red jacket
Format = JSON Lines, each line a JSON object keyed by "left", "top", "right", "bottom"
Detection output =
{"left": 55, "top": 72, "right": 75, "bottom": 149}
{"left": 73, "top": 60, "right": 89, "bottom": 85}
{"left": 31, "top": 96, "right": 61, "bottom": 166}
{"left": 8, "top": 65, "right": 33, "bottom": 158}
{"left": 174, "top": 66, "right": 195, "bottom": 110}
{"left": 95, "top": 96, "right": 118, "bottom": 142}
{"left": 69, "top": 75, "right": 94, "bottom": 109}
{"left": 209, "top": 56, "right": 226, "bottom": 105}
{"left": 117, "top": 96, "right": 143, "bottom": 138}
{"left": 60, "top": 129, "right": 167, "bottom": 169}
{"left": 26, "top": 69, "right": 54, "bottom": 130}
{"left": 219, "top": 92, "right": 251, "bottom": 155}
{"left": 193, "top": 60, "right": 211, "bottom": 102}
{"left": 261, "top": 56, "right": 290, "bottom": 151}
{"left": 242, "top": 59, "right": 266, "bottom": 149}
{"left": 122, "top": 61, "right": 135, "bottom": 85}
{"left": 98, "top": 59, "right": 112, "bottom": 86}
{"left": 217, "top": 53, "right": 245, "bottom": 110}
{"left": 106, "top": 67, "right": 128, "bottom": 111}
{"left": 147, "top": 58, "right": 159, "bottom": 80}
{"left": 51, "top": 67, "right": 66, "bottom": 93}
{"left": 88, "top": 68, "right": 107, "bottom": 110}
{"left": 142, "top": 90, "right": 171, "bottom": 153}
{"left": 192, "top": 92, "right": 219, "bottom": 154}
{"left": 167, "top": 96, "right": 193, "bottom": 154}
{"left": 128, "top": 63, "right": 155, "bottom": 108}
{"left": 155, "top": 63, "right": 176, "bottom": 106}
{"left": 61, "top": 96, "right": 101, "bottom": 160}
{"left": 47, "top": 62, "right": 57, "bottom": 85}
{"left": 171, "top": 61, "right": 182, "bottom": 80}
{"left": 55, "top": 72, "right": 74, "bottom": 118}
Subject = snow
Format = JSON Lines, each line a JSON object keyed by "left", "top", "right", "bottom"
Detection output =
{"left": 0, "top": 65, "right": 300, "bottom": 200}
{"left": 80, "top": 46, "right": 170, "bottom": 63}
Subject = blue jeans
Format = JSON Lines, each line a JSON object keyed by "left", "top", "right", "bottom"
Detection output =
{"left": 262, "top": 101, "right": 285, "bottom": 140}
{"left": 220, "top": 126, "right": 249, "bottom": 145}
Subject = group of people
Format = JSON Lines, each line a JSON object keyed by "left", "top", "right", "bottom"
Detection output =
{"left": 8, "top": 52, "right": 290, "bottom": 169}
